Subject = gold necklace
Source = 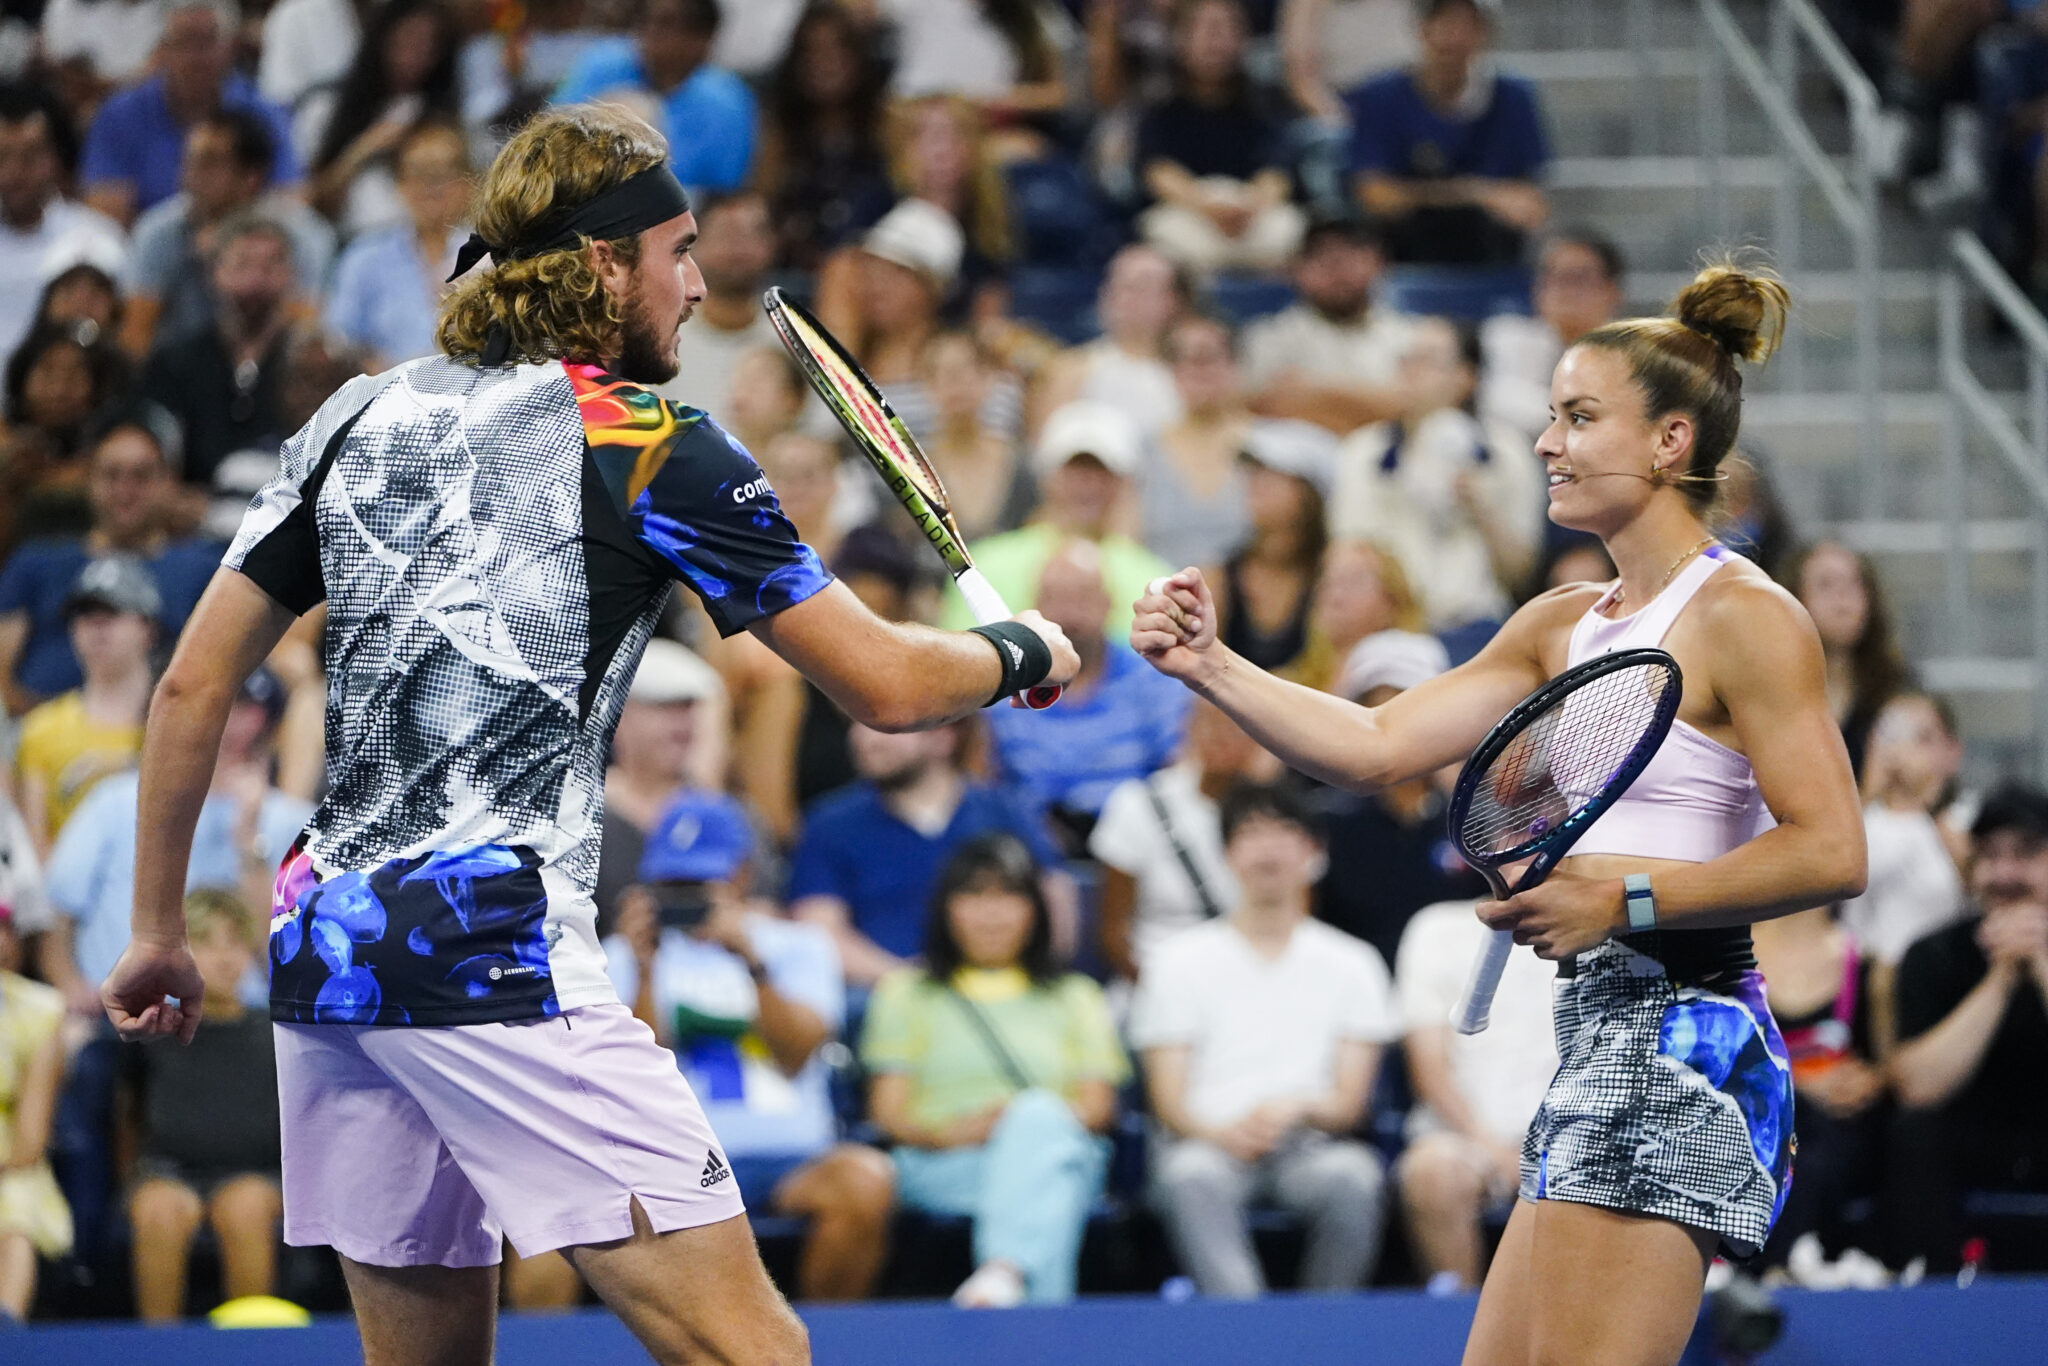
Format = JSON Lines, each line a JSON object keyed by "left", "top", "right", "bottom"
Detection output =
{"left": 1615, "top": 536, "right": 1716, "bottom": 606}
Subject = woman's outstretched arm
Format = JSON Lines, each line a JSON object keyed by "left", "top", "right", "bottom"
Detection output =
{"left": 1131, "top": 567, "right": 1565, "bottom": 792}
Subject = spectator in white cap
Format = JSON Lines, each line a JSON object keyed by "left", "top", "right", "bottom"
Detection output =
{"left": 1205, "top": 419, "right": 1335, "bottom": 673}
{"left": 808, "top": 196, "right": 962, "bottom": 409}
{"left": 1311, "top": 612, "right": 1484, "bottom": 969}
{"left": 1336, "top": 627, "right": 1450, "bottom": 707}
{"left": 594, "top": 638, "right": 727, "bottom": 938}
{"left": 938, "top": 400, "right": 1171, "bottom": 638}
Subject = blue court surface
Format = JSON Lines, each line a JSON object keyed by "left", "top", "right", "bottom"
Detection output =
{"left": 14, "top": 1279, "right": 2044, "bottom": 1365}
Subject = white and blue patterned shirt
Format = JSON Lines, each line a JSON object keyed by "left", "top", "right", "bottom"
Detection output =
{"left": 225, "top": 355, "right": 831, "bottom": 1026}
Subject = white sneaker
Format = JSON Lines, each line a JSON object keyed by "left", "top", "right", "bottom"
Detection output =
{"left": 952, "top": 1261, "right": 1027, "bottom": 1309}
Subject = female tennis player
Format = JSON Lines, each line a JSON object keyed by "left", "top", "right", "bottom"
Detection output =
{"left": 1133, "top": 264, "right": 1867, "bottom": 1366}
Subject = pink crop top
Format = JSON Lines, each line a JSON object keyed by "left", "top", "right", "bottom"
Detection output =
{"left": 1564, "top": 545, "right": 1776, "bottom": 864}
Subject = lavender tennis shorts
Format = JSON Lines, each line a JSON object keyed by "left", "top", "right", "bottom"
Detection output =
{"left": 274, "top": 1003, "right": 746, "bottom": 1267}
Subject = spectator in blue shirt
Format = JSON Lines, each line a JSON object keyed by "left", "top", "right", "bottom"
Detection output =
{"left": 552, "top": 0, "right": 756, "bottom": 194}
{"left": 984, "top": 540, "right": 1193, "bottom": 852}
{"left": 325, "top": 121, "right": 472, "bottom": 368}
{"left": 0, "top": 411, "right": 218, "bottom": 715}
{"left": 1345, "top": 0, "right": 1549, "bottom": 267}
{"left": 120, "top": 109, "right": 336, "bottom": 357}
{"left": 80, "top": 0, "right": 299, "bottom": 228}
{"left": 788, "top": 720, "right": 1067, "bottom": 988}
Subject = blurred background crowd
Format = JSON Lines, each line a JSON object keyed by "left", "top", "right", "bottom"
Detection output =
{"left": 0, "top": 0, "right": 2044, "bottom": 1327}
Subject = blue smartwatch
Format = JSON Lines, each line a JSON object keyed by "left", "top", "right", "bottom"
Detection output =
{"left": 1622, "top": 873, "right": 1657, "bottom": 932}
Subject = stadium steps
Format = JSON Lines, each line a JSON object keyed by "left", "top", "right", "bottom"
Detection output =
{"left": 1505, "top": 4, "right": 2037, "bottom": 769}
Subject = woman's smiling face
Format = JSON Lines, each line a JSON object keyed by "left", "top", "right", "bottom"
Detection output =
{"left": 1535, "top": 343, "right": 1684, "bottom": 535}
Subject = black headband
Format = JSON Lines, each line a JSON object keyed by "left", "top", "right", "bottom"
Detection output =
{"left": 446, "top": 164, "right": 692, "bottom": 284}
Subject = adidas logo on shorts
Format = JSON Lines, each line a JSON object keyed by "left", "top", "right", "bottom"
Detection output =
{"left": 700, "top": 1150, "right": 732, "bottom": 1189}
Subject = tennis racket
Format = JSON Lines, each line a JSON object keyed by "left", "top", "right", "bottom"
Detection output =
{"left": 762, "top": 286, "right": 1059, "bottom": 709}
{"left": 1447, "top": 647, "right": 1682, "bottom": 1034}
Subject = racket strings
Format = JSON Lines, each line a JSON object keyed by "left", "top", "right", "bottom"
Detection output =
{"left": 779, "top": 307, "right": 951, "bottom": 510}
{"left": 1460, "top": 663, "right": 1675, "bottom": 859}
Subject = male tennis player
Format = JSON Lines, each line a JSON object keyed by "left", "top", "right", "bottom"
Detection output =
{"left": 98, "top": 104, "right": 1076, "bottom": 1366}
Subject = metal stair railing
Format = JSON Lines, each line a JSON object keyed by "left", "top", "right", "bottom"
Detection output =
{"left": 1696, "top": 0, "right": 1884, "bottom": 512}
{"left": 1938, "top": 231, "right": 2048, "bottom": 780}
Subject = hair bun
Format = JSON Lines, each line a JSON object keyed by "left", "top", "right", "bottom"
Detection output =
{"left": 1671, "top": 262, "right": 1789, "bottom": 365}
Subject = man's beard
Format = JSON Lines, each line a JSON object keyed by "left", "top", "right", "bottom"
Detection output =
{"left": 1311, "top": 291, "right": 1369, "bottom": 325}
{"left": 613, "top": 291, "right": 681, "bottom": 384}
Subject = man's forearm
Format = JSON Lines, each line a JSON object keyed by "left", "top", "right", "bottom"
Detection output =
{"left": 132, "top": 676, "right": 239, "bottom": 944}
{"left": 749, "top": 583, "right": 1008, "bottom": 732}
{"left": 753, "top": 982, "right": 830, "bottom": 1077}
{"left": 1890, "top": 966, "right": 2018, "bottom": 1110}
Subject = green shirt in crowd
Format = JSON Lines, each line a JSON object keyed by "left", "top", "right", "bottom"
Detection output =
{"left": 936, "top": 526, "right": 1171, "bottom": 635}
{"left": 861, "top": 966, "right": 1130, "bottom": 1129}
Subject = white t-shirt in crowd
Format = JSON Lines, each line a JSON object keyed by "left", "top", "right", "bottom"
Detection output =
{"left": 1394, "top": 899, "right": 1557, "bottom": 1145}
{"left": 1478, "top": 312, "right": 1564, "bottom": 446}
{"left": 1088, "top": 764, "right": 1239, "bottom": 970}
{"left": 258, "top": 0, "right": 362, "bottom": 113}
{"left": 0, "top": 791, "right": 52, "bottom": 935}
{"left": 1072, "top": 339, "right": 1182, "bottom": 441}
{"left": 41, "top": 0, "right": 163, "bottom": 83}
{"left": 0, "top": 198, "right": 128, "bottom": 363}
{"left": 656, "top": 309, "right": 782, "bottom": 416}
{"left": 885, "top": 0, "right": 1021, "bottom": 99}
{"left": 1838, "top": 803, "right": 1968, "bottom": 966}
{"left": 1241, "top": 302, "right": 1413, "bottom": 399}
{"left": 1310, "top": 0, "right": 1419, "bottom": 94}
{"left": 711, "top": 0, "right": 807, "bottom": 78}
{"left": 1130, "top": 915, "right": 1399, "bottom": 1131}
{"left": 1330, "top": 407, "right": 1542, "bottom": 631}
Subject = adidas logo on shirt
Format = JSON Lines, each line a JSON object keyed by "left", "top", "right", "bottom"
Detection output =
{"left": 700, "top": 1150, "right": 732, "bottom": 1189}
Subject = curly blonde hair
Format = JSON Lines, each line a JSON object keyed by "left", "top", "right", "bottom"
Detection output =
{"left": 437, "top": 104, "right": 670, "bottom": 367}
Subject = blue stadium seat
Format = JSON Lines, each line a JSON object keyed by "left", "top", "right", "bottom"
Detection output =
{"left": 1008, "top": 265, "right": 1105, "bottom": 346}
{"left": 1207, "top": 274, "right": 1296, "bottom": 327}
{"left": 1005, "top": 157, "right": 1125, "bottom": 270}
{"left": 1381, "top": 266, "right": 1533, "bottom": 321}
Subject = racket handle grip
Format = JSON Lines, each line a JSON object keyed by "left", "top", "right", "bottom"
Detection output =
{"left": 1453, "top": 928, "right": 1515, "bottom": 1035}
{"left": 956, "top": 567, "right": 1063, "bottom": 709}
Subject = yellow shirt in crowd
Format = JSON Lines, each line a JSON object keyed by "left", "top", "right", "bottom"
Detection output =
{"left": 12, "top": 691, "right": 144, "bottom": 840}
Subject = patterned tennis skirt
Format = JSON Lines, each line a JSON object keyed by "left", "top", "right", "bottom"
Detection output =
{"left": 1519, "top": 940, "right": 1796, "bottom": 1257}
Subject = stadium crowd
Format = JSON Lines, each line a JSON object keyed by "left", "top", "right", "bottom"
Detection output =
{"left": 0, "top": 0, "right": 2044, "bottom": 1325}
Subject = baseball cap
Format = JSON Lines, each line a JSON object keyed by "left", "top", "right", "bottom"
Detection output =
{"left": 1240, "top": 419, "right": 1336, "bottom": 496}
{"left": 1034, "top": 400, "right": 1142, "bottom": 478}
{"left": 1971, "top": 784, "right": 2048, "bottom": 844}
{"left": 630, "top": 639, "right": 721, "bottom": 706}
{"left": 65, "top": 555, "right": 162, "bottom": 622}
{"left": 1338, "top": 629, "right": 1450, "bottom": 702}
{"left": 862, "top": 198, "right": 964, "bottom": 290}
{"left": 639, "top": 790, "right": 755, "bottom": 884}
